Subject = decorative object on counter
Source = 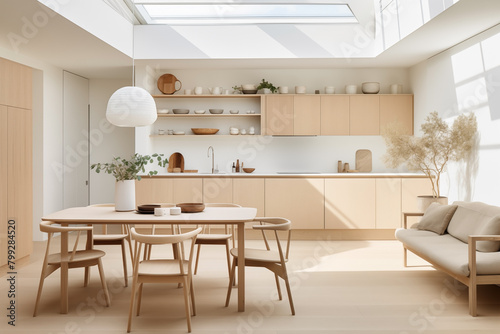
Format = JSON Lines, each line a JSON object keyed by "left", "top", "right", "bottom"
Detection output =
{"left": 232, "top": 85, "right": 243, "bottom": 94}
{"left": 191, "top": 128, "right": 219, "bottom": 135}
{"left": 157, "top": 109, "right": 169, "bottom": 114}
{"left": 240, "top": 129, "right": 247, "bottom": 135}
{"left": 295, "top": 85, "right": 306, "bottom": 94}
{"left": 209, "top": 86, "right": 223, "bottom": 95}
{"left": 315, "top": 90, "right": 320, "bottom": 94}
{"left": 172, "top": 108, "right": 189, "bottom": 114}
{"left": 137, "top": 204, "right": 161, "bottom": 214}
{"left": 242, "top": 84, "right": 256, "bottom": 90}
{"left": 91, "top": 153, "right": 168, "bottom": 211}
{"left": 246, "top": 110, "right": 256, "bottom": 114}
{"left": 167, "top": 129, "right": 173, "bottom": 135}
{"left": 235, "top": 159, "right": 240, "bottom": 173}
{"left": 229, "top": 109, "right": 239, "bottom": 114}
{"left": 355, "top": 149, "right": 372, "bottom": 172}
{"left": 232, "top": 162, "right": 236, "bottom": 173}
{"left": 158, "top": 129, "right": 165, "bottom": 135}
{"left": 209, "top": 108, "right": 224, "bottom": 114}
{"left": 382, "top": 111, "right": 478, "bottom": 210}
{"left": 167, "top": 152, "right": 184, "bottom": 172}
{"left": 194, "top": 86, "right": 203, "bottom": 95}
{"left": 345, "top": 84, "right": 357, "bottom": 94}
{"left": 325, "top": 86, "right": 335, "bottom": 94}
{"left": 361, "top": 82, "right": 380, "bottom": 94}
{"left": 390, "top": 83, "right": 403, "bottom": 94}
{"left": 157, "top": 73, "right": 182, "bottom": 95}
{"left": 279, "top": 86, "right": 288, "bottom": 94}
{"left": 184, "top": 88, "right": 192, "bottom": 95}
{"left": 230, "top": 127, "right": 239, "bottom": 135}
{"left": 176, "top": 203, "right": 205, "bottom": 213}
{"left": 337, "top": 160, "right": 343, "bottom": 173}
{"left": 342, "top": 162, "right": 350, "bottom": 173}
{"left": 154, "top": 207, "right": 167, "bottom": 216}
{"left": 243, "top": 168, "right": 255, "bottom": 173}
{"left": 169, "top": 206, "right": 181, "bottom": 215}
{"left": 173, "top": 167, "right": 181, "bottom": 173}
{"left": 249, "top": 126, "right": 255, "bottom": 135}
{"left": 194, "top": 109, "right": 206, "bottom": 114}
{"left": 173, "top": 131, "right": 185, "bottom": 135}
{"left": 256, "top": 79, "right": 278, "bottom": 94}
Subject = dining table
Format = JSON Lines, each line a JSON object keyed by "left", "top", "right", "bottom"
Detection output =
{"left": 41, "top": 205, "right": 258, "bottom": 313}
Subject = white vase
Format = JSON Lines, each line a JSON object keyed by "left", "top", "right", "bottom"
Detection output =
{"left": 417, "top": 195, "right": 448, "bottom": 212}
{"left": 114, "top": 180, "right": 136, "bottom": 212}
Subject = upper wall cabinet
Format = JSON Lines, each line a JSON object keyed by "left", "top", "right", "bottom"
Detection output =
{"left": 320, "top": 95, "right": 350, "bottom": 135}
{"left": 0, "top": 58, "right": 32, "bottom": 110}
{"left": 349, "top": 95, "right": 380, "bottom": 135}
{"left": 293, "top": 95, "right": 321, "bottom": 135}
{"left": 379, "top": 95, "right": 414, "bottom": 135}
{"left": 264, "top": 95, "right": 294, "bottom": 135}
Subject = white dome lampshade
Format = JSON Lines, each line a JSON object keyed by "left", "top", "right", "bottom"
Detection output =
{"left": 106, "top": 86, "right": 157, "bottom": 127}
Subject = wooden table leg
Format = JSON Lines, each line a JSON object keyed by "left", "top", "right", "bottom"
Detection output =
{"left": 237, "top": 222, "right": 245, "bottom": 312}
{"left": 60, "top": 230, "right": 69, "bottom": 314}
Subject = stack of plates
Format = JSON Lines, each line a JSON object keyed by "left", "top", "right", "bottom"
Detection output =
{"left": 137, "top": 204, "right": 161, "bottom": 214}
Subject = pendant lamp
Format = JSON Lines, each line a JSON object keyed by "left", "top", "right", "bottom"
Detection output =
{"left": 106, "top": 1, "right": 157, "bottom": 127}
{"left": 106, "top": 86, "right": 157, "bottom": 127}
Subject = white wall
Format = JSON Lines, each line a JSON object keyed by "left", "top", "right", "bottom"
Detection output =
{"left": 410, "top": 23, "right": 500, "bottom": 204}
{"left": 89, "top": 79, "right": 135, "bottom": 204}
{"left": 135, "top": 67, "right": 410, "bottom": 174}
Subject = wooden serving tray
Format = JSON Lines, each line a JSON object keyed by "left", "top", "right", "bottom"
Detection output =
{"left": 157, "top": 73, "right": 182, "bottom": 95}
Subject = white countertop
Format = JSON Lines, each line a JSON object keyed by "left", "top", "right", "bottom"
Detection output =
{"left": 144, "top": 172, "right": 427, "bottom": 178}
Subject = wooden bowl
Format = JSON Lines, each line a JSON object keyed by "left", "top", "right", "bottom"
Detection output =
{"left": 176, "top": 203, "right": 205, "bottom": 213}
{"left": 191, "top": 128, "right": 219, "bottom": 135}
{"left": 243, "top": 168, "right": 255, "bottom": 173}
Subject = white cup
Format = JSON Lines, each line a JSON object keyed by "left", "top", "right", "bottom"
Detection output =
{"left": 295, "top": 86, "right": 306, "bottom": 94}
{"left": 345, "top": 84, "right": 357, "bottom": 94}
{"left": 184, "top": 89, "right": 192, "bottom": 95}
{"left": 390, "top": 84, "right": 403, "bottom": 94}
{"left": 279, "top": 86, "right": 289, "bottom": 94}
{"left": 325, "top": 86, "right": 335, "bottom": 94}
{"left": 170, "top": 207, "right": 181, "bottom": 215}
{"left": 194, "top": 86, "right": 203, "bottom": 95}
{"left": 154, "top": 207, "right": 166, "bottom": 216}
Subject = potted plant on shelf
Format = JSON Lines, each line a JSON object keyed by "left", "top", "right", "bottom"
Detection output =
{"left": 382, "top": 111, "right": 478, "bottom": 211}
{"left": 91, "top": 153, "right": 168, "bottom": 211}
{"left": 256, "top": 79, "right": 278, "bottom": 94}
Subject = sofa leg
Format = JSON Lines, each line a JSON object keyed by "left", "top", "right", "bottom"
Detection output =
{"left": 469, "top": 283, "right": 477, "bottom": 316}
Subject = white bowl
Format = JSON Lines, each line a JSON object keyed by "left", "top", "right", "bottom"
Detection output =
{"left": 157, "top": 109, "right": 169, "bottom": 114}
{"left": 362, "top": 82, "right": 380, "bottom": 94}
{"left": 229, "top": 110, "right": 239, "bottom": 114}
{"left": 242, "top": 84, "right": 255, "bottom": 90}
{"left": 194, "top": 110, "right": 206, "bottom": 114}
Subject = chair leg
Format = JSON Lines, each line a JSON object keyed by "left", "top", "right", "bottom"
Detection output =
{"left": 127, "top": 275, "right": 138, "bottom": 332}
{"left": 194, "top": 244, "right": 201, "bottom": 275}
{"left": 182, "top": 276, "right": 192, "bottom": 333}
{"left": 189, "top": 275, "right": 197, "bottom": 316}
{"left": 274, "top": 273, "right": 282, "bottom": 300}
{"left": 469, "top": 282, "right": 477, "bottom": 316}
{"left": 225, "top": 258, "right": 237, "bottom": 307}
{"left": 121, "top": 240, "right": 128, "bottom": 287}
{"left": 283, "top": 271, "right": 296, "bottom": 315}
{"left": 225, "top": 240, "right": 232, "bottom": 278}
{"left": 84, "top": 267, "right": 90, "bottom": 287}
{"left": 33, "top": 267, "right": 49, "bottom": 317}
{"left": 136, "top": 283, "right": 144, "bottom": 316}
{"left": 96, "top": 259, "right": 111, "bottom": 307}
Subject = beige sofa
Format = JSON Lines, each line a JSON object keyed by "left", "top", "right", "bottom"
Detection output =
{"left": 396, "top": 201, "right": 500, "bottom": 316}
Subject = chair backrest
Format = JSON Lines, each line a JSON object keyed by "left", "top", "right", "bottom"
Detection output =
{"left": 252, "top": 217, "right": 292, "bottom": 261}
{"left": 40, "top": 221, "right": 94, "bottom": 261}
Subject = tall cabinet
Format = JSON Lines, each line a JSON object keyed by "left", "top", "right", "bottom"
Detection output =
{"left": 0, "top": 58, "right": 33, "bottom": 267}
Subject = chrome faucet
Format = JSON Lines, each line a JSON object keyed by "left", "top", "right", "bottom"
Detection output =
{"left": 207, "top": 146, "right": 215, "bottom": 174}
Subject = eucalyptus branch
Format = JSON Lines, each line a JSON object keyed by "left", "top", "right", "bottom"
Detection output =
{"left": 91, "top": 153, "right": 168, "bottom": 181}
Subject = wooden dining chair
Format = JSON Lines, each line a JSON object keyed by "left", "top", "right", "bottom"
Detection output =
{"left": 127, "top": 227, "right": 202, "bottom": 333}
{"left": 225, "top": 217, "right": 295, "bottom": 315}
{"left": 33, "top": 221, "right": 111, "bottom": 316}
{"left": 192, "top": 203, "right": 241, "bottom": 277}
{"left": 87, "top": 203, "right": 133, "bottom": 287}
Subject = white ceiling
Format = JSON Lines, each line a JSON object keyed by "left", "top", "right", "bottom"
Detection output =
{"left": 1, "top": 0, "right": 500, "bottom": 78}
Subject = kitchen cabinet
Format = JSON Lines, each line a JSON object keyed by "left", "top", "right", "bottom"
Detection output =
{"left": 379, "top": 95, "right": 414, "bottom": 135}
{"left": 376, "top": 178, "right": 402, "bottom": 228}
{"left": 0, "top": 57, "right": 32, "bottom": 109}
{"left": 320, "top": 95, "right": 350, "bottom": 135}
{"left": 173, "top": 178, "right": 203, "bottom": 203}
{"left": 265, "top": 178, "right": 324, "bottom": 229}
{"left": 264, "top": 95, "right": 294, "bottom": 135}
{"left": 402, "top": 178, "right": 433, "bottom": 213}
{"left": 1, "top": 106, "right": 7, "bottom": 266}
{"left": 135, "top": 178, "right": 174, "bottom": 205}
{"left": 233, "top": 178, "right": 265, "bottom": 216}
{"left": 325, "top": 178, "right": 376, "bottom": 229}
{"left": 349, "top": 95, "right": 380, "bottom": 135}
{"left": 152, "top": 94, "right": 263, "bottom": 136}
{"left": 294, "top": 95, "right": 321, "bottom": 135}
{"left": 203, "top": 177, "right": 232, "bottom": 203}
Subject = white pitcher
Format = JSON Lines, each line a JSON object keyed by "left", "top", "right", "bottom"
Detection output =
{"left": 209, "top": 87, "right": 223, "bottom": 95}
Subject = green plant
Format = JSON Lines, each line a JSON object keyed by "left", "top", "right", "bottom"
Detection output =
{"left": 256, "top": 79, "right": 278, "bottom": 93}
{"left": 232, "top": 85, "right": 242, "bottom": 93}
{"left": 382, "top": 111, "right": 477, "bottom": 198}
{"left": 91, "top": 153, "right": 168, "bottom": 181}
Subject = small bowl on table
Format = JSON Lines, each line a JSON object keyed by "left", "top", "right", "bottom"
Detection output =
{"left": 243, "top": 168, "right": 255, "bottom": 173}
{"left": 176, "top": 203, "right": 205, "bottom": 213}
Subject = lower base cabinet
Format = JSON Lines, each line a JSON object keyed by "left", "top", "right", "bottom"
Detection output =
{"left": 265, "top": 178, "right": 324, "bottom": 229}
{"left": 233, "top": 178, "right": 265, "bottom": 216}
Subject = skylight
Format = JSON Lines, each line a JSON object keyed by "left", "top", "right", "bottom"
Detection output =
{"left": 132, "top": 1, "right": 357, "bottom": 25}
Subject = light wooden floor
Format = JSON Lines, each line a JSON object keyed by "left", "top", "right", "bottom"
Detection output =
{"left": 1, "top": 239, "right": 500, "bottom": 333}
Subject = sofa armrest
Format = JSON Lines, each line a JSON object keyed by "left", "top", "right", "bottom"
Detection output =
{"left": 403, "top": 212, "right": 424, "bottom": 229}
{"left": 467, "top": 235, "right": 500, "bottom": 276}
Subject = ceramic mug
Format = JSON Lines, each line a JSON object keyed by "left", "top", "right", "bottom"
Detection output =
{"left": 390, "top": 84, "right": 403, "bottom": 94}
{"left": 279, "top": 86, "right": 289, "bottom": 94}
{"left": 345, "top": 85, "right": 357, "bottom": 94}
{"left": 194, "top": 86, "right": 203, "bottom": 95}
{"left": 325, "top": 86, "right": 335, "bottom": 94}
{"left": 295, "top": 86, "right": 306, "bottom": 94}
{"left": 184, "top": 89, "right": 192, "bottom": 95}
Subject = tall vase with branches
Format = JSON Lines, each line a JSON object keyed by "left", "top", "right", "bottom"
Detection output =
{"left": 382, "top": 111, "right": 478, "bottom": 200}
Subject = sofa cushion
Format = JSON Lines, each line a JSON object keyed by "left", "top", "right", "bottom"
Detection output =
{"left": 417, "top": 203, "right": 458, "bottom": 234}
{"left": 395, "top": 228, "right": 500, "bottom": 276}
{"left": 448, "top": 201, "right": 500, "bottom": 252}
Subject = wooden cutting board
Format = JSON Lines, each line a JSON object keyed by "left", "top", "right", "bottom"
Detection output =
{"left": 355, "top": 149, "right": 372, "bottom": 172}
{"left": 167, "top": 152, "right": 184, "bottom": 172}
{"left": 157, "top": 73, "right": 182, "bottom": 95}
